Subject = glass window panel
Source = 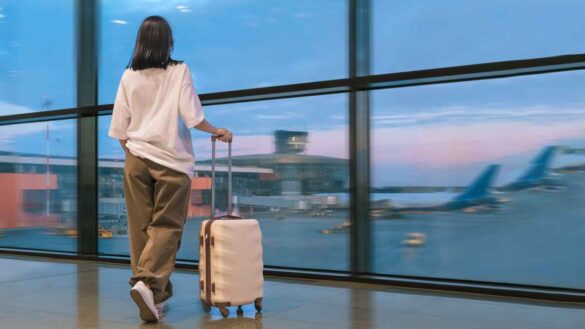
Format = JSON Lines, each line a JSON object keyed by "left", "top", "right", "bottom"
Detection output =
{"left": 373, "top": 0, "right": 585, "bottom": 74}
{"left": 99, "top": 94, "right": 350, "bottom": 271}
{"left": 97, "top": 115, "right": 126, "bottom": 254}
{"left": 0, "top": 119, "right": 77, "bottom": 252}
{"left": 0, "top": 0, "right": 75, "bottom": 114}
{"left": 371, "top": 71, "right": 585, "bottom": 289}
{"left": 99, "top": 0, "right": 347, "bottom": 103}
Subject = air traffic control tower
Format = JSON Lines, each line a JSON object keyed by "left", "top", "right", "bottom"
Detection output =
{"left": 201, "top": 130, "right": 348, "bottom": 197}
{"left": 274, "top": 130, "right": 309, "bottom": 154}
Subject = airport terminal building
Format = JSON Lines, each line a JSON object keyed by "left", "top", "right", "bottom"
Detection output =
{"left": 0, "top": 130, "right": 348, "bottom": 233}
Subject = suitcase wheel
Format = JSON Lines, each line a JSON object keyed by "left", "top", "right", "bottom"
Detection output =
{"left": 219, "top": 305, "right": 230, "bottom": 318}
{"left": 200, "top": 301, "right": 211, "bottom": 313}
{"left": 254, "top": 299, "right": 263, "bottom": 312}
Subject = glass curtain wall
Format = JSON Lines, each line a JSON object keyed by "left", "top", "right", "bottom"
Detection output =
{"left": 0, "top": 0, "right": 583, "bottom": 292}
{"left": 372, "top": 0, "right": 585, "bottom": 73}
{"left": 0, "top": 0, "right": 77, "bottom": 252}
{"left": 0, "top": 120, "right": 78, "bottom": 252}
{"left": 97, "top": 0, "right": 349, "bottom": 270}
{"left": 371, "top": 0, "right": 585, "bottom": 289}
{"left": 371, "top": 72, "right": 585, "bottom": 289}
{"left": 98, "top": 95, "right": 350, "bottom": 270}
{"left": 99, "top": 0, "right": 347, "bottom": 101}
{"left": 0, "top": 0, "right": 75, "bottom": 114}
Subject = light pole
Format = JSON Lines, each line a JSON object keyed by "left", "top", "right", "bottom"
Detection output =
{"left": 42, "top": 96, "right": 52, "bottom": 217}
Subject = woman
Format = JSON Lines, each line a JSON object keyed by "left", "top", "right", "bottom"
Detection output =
{"left": 108, "top": 16, "right": 232, "bottom": 323}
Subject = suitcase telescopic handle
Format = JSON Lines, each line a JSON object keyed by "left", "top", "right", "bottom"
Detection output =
{"left": 211, "top": 135, "right": 232, "bottom": 218}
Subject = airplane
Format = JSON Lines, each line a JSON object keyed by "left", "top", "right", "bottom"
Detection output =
{"left": 236, "top": 146, "right": 561, "bottom": 216}
{"left": 391, "top": 164, "right": 502, "bottom": 214}
{"left": 500, "top": 146, "right": 560, "bottom": 192}
{"left": 313, "top": 164, "right": 502, "bottom": 216}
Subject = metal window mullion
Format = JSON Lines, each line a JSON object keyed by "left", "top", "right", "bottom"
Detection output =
{"left": 349, "top": 0, "right": 371, "bottom": 274}
{"left": 76, "top": 0, "right": 98, "bottom": 256}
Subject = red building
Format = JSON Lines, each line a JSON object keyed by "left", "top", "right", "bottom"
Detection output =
{"left": 0, "top": 173, "right": 58, "bottom": 229}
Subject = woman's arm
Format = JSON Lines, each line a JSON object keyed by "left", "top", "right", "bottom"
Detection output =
{"left": 179, "top": 66, "right": 232, "bottom": 143}
{"left": 118, "top": 120, "right": 232, "bottom": 154}
{"left": 194, "top": 119, "right": 232, "bottom": 142}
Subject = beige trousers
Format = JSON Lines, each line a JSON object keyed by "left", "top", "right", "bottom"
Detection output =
{"left": 123, "top": 151, "right": 191, "bottom": 304}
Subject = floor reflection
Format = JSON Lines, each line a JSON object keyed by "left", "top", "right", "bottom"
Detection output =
{"left": 351, "top": 289, "right": 373, "bottom": 329}
{"left": 77, "top": 264, "right": 100, "bottom": 329}
{"left": 198, "top": 312, "right": 263, "bottom": 329}
{"left": 0, "top": 256, "right": 583, "bottom": 329}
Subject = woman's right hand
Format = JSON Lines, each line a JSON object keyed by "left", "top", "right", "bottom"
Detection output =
{"left": 215, "top": 128, "right": 233, "bottom": 142}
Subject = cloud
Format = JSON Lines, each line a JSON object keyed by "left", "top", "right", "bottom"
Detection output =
{"left": 255, "top": 115, "right": 291, "bottom": 120}
{"left": 0, "top": 120, "right": 72, "bottom": 152}
{"left": 305, "top": 129, "right": 348, "bottom": 159}
{"left": 255, "top": 82, "right": 273, "bottom": 88}
{"left": 254, "top": 110, "right": 301, "bottom": 120}
{"left": 369, "top": 104, "right": 585, "bottom": 185}
{"left": 371, "top": 119, "right": 585, "bottom": 168}
{"left": 373, "top": 105, "right": 585, "bottom": 127}
{"left": 0, "top": 102, "right": 75, "bottom": 152}
{"left": 176, "top": 5, "right": 192, "bottom": 13}
{"left": 0, "top": 101, "right": 35, "bottom": 115}
{"left": 208, "top": 98, "right": 303, "bottom": 114}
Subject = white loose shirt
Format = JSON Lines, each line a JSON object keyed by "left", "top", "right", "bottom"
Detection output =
{"left": 108, "top": 63, "right": 205, "bottom": 177}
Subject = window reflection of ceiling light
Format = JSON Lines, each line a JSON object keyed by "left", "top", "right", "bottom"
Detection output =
{"left": 177, "top": 5, "right": 191, "bottom": 12}
{"left": 111, "top": 19, "right": 128, "bottom": 25}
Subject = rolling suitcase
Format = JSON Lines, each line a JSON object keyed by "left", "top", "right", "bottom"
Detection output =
{"left": 199, "top": 136, "right": 264, "bottom": 317}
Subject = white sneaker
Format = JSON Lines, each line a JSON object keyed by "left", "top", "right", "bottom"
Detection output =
{"left": 156, "top": 300, "right": 169, "bottom": 317}
{"left": 130, "top": 281, "right": 159, "bottom": 322}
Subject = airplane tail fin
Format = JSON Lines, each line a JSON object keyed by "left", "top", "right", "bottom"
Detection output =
{"left": 517, "top": 146, "right": 557, "bottom": 182}
{"left": 454, "top": 164, "right": 500, "bottom": 202}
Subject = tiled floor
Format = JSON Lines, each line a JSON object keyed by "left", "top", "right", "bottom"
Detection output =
{"left": 0, "top": 256, "right": 583, "bottom": 329}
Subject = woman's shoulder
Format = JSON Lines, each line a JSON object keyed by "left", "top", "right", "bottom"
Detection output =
{"left": 171, "top": 61, "right": 189, "bottom": 72}
{"left": 116, "top": 68, "right": 132, "bottom": 84}
{"left": 121, "top": 62, "right": 190, "bottom": 83}
{"left": 121, "top": 67, "right": 137, "bottom": 78}
{"left": 170, "top": 62, "right": 194, "bottom": 80}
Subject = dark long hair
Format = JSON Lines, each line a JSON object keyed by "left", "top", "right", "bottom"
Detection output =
{"left": 127, "top": 16, "right": 182, "bottom": 70}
